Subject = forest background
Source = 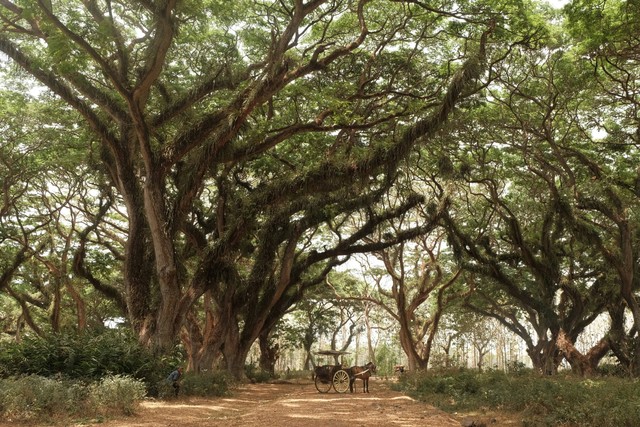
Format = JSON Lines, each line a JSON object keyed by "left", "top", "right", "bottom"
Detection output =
{"left": 1, "top": 0, "right": 639, "bottom": 402}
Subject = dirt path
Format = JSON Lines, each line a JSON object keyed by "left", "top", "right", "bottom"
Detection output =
{"left": 97, "top": 379, "right": 466, "bottom": 427}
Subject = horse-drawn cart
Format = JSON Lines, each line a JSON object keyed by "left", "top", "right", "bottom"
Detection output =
{"left": 312, "top": 350, "right": 352, "bottom": 393}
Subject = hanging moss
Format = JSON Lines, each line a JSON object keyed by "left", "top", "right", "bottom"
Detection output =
{"left": 437, "top": 155, "right": 456, "bottom": 178}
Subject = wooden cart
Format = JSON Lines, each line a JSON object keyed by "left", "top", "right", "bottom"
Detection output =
{"left": 312, "top": 350, "right": 352, "bottom": 393}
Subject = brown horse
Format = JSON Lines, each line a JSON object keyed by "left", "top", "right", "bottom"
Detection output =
{"left": 349, "top": 361, "right": 376, "bottom": 393}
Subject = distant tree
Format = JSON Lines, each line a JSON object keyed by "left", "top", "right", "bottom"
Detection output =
{"left": 283, "top": 298, "right": 336, "bottom": 370}
{"left": 340, "top": 195, "right": 464, "bottom": 371}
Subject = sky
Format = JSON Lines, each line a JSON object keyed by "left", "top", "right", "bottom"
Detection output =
{"left": 547, "top": 0, "right": 571, "bottom": 8}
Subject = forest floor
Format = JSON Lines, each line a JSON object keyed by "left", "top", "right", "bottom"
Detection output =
{"left": 85, "top": 378, "right": 520, "bottom": 427}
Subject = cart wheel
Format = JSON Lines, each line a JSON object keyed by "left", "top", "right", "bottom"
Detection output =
{"left": 333, "top": 369, "right": 351, "bottom": 393}
{"left": 315, "top": 375, "right": 332, "bottom": 393}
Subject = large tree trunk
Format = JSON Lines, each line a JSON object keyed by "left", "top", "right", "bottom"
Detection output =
{"left": 527, "top": 338, "right": 561, "bottom": 375}
{"left": 182, "top": 306, "right": 223, "bottom": 373}
{"left": 221, "top": 320, "right": 253, "bottom": 379}
{"left": 608, "top": 301, "right": 634, "bottom": 374}
{"left": 556, "top": 329, "right": 610, "bottom": 377}
{"left": 398, "top": 326, "right": 428, "bottom": 371}
{"left": 121, "top": 186, "right": 154, "bottom": 341}
{"left": 143, "top": 179, "right": 181, "bottom": 350}
{"left": 616, "top": 220, "right": 640, "bottom": 376}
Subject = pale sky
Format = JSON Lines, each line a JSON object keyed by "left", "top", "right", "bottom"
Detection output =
{"left": 547, "top": 0, "right": 571, "bottom": 8}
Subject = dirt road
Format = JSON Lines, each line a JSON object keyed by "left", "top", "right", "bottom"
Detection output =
{"left": 99, "top": 379, "right": 467, "bottom": 427}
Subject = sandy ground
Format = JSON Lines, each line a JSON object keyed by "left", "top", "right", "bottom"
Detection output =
{"left": 93, "top": 378, "right": 465, "bottom": 427}
{"left": 88, "top": 378, "right": 511, "bottom": 427}
{"left": 0, "top": 378, "right": 517, "bottom": 426}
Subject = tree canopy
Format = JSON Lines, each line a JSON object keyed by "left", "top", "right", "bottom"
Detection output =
{"left": 1, "top": 0, "right": 639, "bottom": 378}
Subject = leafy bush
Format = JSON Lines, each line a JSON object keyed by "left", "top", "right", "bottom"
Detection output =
{"left": 177, "top": 370, "right": 233, "bottom": 397}
{"left": 395, "top": 369, "right": 640, "bottom": 426}
{"left": 0, "top": 330, "right": 182, "bottom": 396}
{"left": 282, "top": 369, "right": 312, "bottom": 380}
{"left": 0, "top": 375, "right": 75, "bottom": 421}
{"left": 244, "top": 364, "right": 275, "bottom": 383}
{"left": 89, "top": 374, "right": 146, "bottom": 416}
{"left": 0, "top": 374, "right": 145, "bottom": 422}
{"left": 597, "top": 362, "right": 628, "bottom": 377}
{"left": 505, "top": 360, "right": 531, "bottom": 375}
{"left": 399, "top": 368, "right": 482, "bottom": 406}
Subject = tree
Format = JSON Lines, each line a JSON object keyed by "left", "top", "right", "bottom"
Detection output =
{"left": 0, "top": 85, "right": 110, "bottom": 337}
{"left": 565, "top": 0, "right": 640, "bottom": 375}
{"left": 341, "top": 191, "right": 464, "bottom": 371}
{"left": 437, "top": 38, "right": 616, "bottom": 375}
{"left": 0, "top": 0, "right": 499, "bottom": 378}
{"left": 281, "top": 297, "right": 336, "bottom": 370}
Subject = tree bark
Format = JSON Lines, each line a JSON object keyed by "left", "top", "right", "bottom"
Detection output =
{"left": 258, "top": 330, "right": 280, "bottom": 375}
{"left": 556, "top": 329, "right": 609, "bottom": 377}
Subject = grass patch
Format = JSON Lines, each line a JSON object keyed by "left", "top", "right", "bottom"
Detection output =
{"left": 394, "top": 369, "right": 640, "bottom": 426}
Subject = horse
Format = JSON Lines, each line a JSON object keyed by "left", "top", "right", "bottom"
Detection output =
{"left": 349, "top": 361, "right": 376, "bottom": 393}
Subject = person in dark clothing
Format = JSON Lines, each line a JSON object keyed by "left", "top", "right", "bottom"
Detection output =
{"left": 167, "top": 367, "right": 183, "bottom": 397}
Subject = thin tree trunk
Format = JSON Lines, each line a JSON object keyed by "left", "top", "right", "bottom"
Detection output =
{"left": 258, "top": 331, "right": 279, "bottom": 375}
{"left": 65, "top": 280, "right": 87, "bottom": 332}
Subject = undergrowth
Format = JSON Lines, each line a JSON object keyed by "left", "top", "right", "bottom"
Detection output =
{"left": 0, "top": 331, "right": 234, "bottom": 423}
{"left": 0, "top": 374, "right": 145, "bottom": 423}
{"left": 394, "top": 368, "right": 640, "bottom": 426}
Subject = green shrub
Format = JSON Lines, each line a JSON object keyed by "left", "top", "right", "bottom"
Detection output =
{"left": 281, "top": 369, "right": 311, "bottom": 380}
{"left": 398, "top": 368, "right": 481, "bottom": 407}
{"left": 0, "top": 330, "right": 183, "bottom": 396}
{"left": 89, "top": 374, "right": 146, "bottom": 416}
{"left": 178, "top": 370, "right": 233, "bottom": 397}
{"left": 396, "top": 369, "right": 640, "bottom": 426}
{"left": 505, "top": 360, "right": 530, "bottom": 375}
{"left": 244, "top": 364, "right": 275, "bottom": 383}
{"left": 0, "top": 375, "right": 71, "bottom": 421}
{"left": 0, "top": 374, "right": 146, "bottom": 422}
{"left": 597, "top": 362, "right": 628, "bottom": 377}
